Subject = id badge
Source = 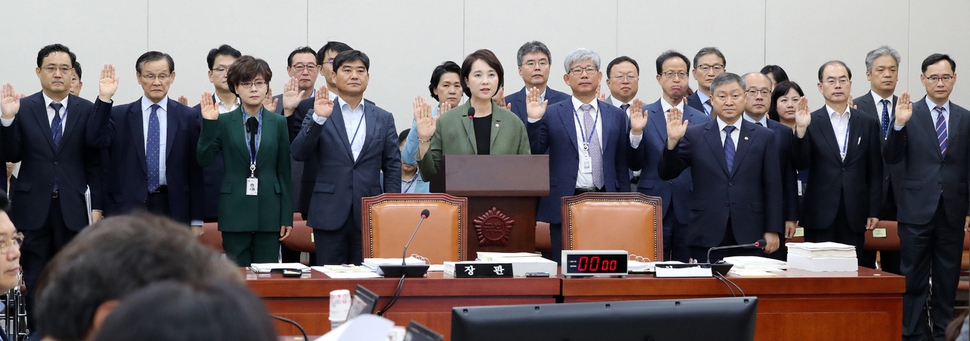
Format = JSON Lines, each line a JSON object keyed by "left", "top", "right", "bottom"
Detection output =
{"left": 580, "top": 154, "right": 593, "bottom": 174}
{"left": 246, "top": 178, "right": 258, "bottom": 196}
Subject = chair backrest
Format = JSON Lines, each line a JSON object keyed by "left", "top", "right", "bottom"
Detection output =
{"left": 863, "top": 220, "right": 900, "bottom": 251}
{"left": 198, "top": 222, "right": 223, "bottom": 253}
{"left": 561, "top": 192, "right": 663, "bottom": 262}
{"left": 362, "top": 193, "right": 468, "bottom": 264}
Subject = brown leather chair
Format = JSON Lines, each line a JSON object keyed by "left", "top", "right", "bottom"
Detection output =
{"left": 198, "top": 222, "right": 223, "bottom": 253}
{"left": 361, "top": 193, "right": 468, "bottom": 264}
{"left": 561, "top": 192, "right": 663, "bottom": 262}
{"left": 535, "top": 222, "right": 552, "bottom": 252}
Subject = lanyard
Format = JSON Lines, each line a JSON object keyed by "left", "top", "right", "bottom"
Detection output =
{"left": 840, "top": 119, "right": 849, "bottom": 158}
{"left": 244, "top": 108, "right": 263, "bottom": 176}
{"left": 349, "top": 111, "right": 365, "bottom": 147}
{"left": 573, "top": 106, "right": 599, "bottom": 152}
{"left": 403, "top": 177, "right": 416, "bottom": 193}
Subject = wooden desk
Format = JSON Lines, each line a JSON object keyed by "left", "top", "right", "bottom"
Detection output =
{"left": 247, "top": 271, "right": 559, "bottom": 339}
{"left": 561, "top": 267, "right": 905, "bottom": 341}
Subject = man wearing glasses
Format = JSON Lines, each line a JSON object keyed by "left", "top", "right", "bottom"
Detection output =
{"left": 687, "top": 47, "right": 727, "bottom": 117}
{"left": 86, "top": 52, "right": 204, "bottom": 236}
{"left": 792, "top": 61, "right": 882, "bottom": 264}
{"left": 0, "top": 43, "right": 104, "bottom": 333}
{"left": 195, "top": 44, "right": 241, "bottom": 224}
{"left": 505, "top": 41, "right": 571, "bottom": 123}
{"left": 604, "top": 56, "right": 640, "bottom": 113}
{"left": 271, "top": 46, "right": 318, "bottom": 115}
{"left": 0, "top": 192, "right": 22, "bottom": 341}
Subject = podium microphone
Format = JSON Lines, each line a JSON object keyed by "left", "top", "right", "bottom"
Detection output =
{"left": 379, "top": 209, "right": 431, "bottom": 277}
{"left": 706, "top": 239, "right": 767, "bottom": 264}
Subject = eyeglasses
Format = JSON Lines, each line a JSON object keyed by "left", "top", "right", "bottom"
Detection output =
{"left": 42, "top": 65, "right": 73, "bottom": 75}
{"left": 239, "top": 81, "right": 267, "bottom": 89}
{"left": 926, "top": 75, "right": 954, "bottom": 83}
{"left": 211, "top": 67, "right": 228, "bottom": 74}
{"left": 746, "top": 89, "right": 771, "bottom": 97}
{"left": 696, "top": 64, "right": 724, "bottom": 73}
{"left": 524, "top": 60, "right": 549, "bottom": 68}
{"left": 569, "top": 66, "right": 598, "bottom": 76}
{"left": 0, "top": 233, "right": 23, "bottom": 253}
{"left": 292, "top": 63, "right": 317, "bottom": 72}
{"left": 325, "top": 60, "right": 335, "bottom": 66}
{"left": 611, "top": 74, "right": 638, "bottom": 81}
{"left": 140, "top": 73, "right": 171, "bottom": 82}
{"left": 662, "top": 71, "right": 689, "bottom": 79}
{"left": 824, "top": 77, "right": 850, "bottom": 86}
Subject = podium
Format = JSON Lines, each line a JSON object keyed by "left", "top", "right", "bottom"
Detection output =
{"left": 430, "top": 155, "right": 549, "bottom": 260}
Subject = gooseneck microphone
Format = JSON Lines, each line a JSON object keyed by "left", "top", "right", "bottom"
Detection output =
{"left": 379, "top": 209, "right": 432, "bottom": 277}
{"left": 401, "top": 209, "right": 430, "bottom": 265}
{"left": 706, "top": 239, "right": 767, "bottom": 264}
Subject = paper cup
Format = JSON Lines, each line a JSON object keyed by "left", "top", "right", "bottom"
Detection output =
{"left": 329, "top": 289, "right": 352, "bottom": 322}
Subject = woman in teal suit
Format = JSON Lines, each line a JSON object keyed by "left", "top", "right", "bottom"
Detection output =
{"left": 198, "top": 55, "right": 293, "bottom": 266}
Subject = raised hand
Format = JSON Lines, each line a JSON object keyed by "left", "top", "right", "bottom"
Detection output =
{"left": 262, "top": 86, "right": 277, "bottom": 112}
{"left": 794, "top": 96, "right": 811, "bottom": 138}
{"left": 281, "top": 77, "right": 304, "bottom": 116}
{"left": 492, "top": 86, "right": 507, "bottom": 108}
{"left": 525, "top": 87, "right": 548, "bottom": 120}
{"left": 98, "top": 64, "right": 119, "bottom": 102}
{"left": 177, "top": 95, "right": 189, "bottom": 106}
{"left": 895, "top": 91, "right": 912, "bottom": 126}
{"left": 1, "top": 83, "right": 23, "bottom": 119}
{"left": 629, "top": 98, "right": 647, "bottom": 135}
{"left": 312, "top": 84, "right": 334, "bottom": 118}
{"left": 414, "top": 96, "right": 436, "bottom": 140}
{"left": 848, "top": 96, "right": 857, "bottom": 110}
{"left": 665, "top": 107, "right": 688, "bottom": 150}
{"left": 200, "top": 92, "right": 219, "bottom": 120}
{"left": 439, "top": 100, "right": 453, "bottom": 114}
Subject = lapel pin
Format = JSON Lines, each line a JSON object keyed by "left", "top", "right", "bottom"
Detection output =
{"left": 744, "top": 136, "right": 749, "bottom": 141}
{"left": 495, "top": 123, "right": 499, "bottom": 127}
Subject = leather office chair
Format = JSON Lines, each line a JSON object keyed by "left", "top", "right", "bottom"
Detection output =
{"left": 361, "top": 193, "right": 468, "bottom": 264}
{"left": 863, "top": 220, "right": 900, "bottom": 271}
{"left": 198, "top": 222, "right": 223, "bottom": 253}
{"left": 535, "top": 221, "right": 552, "bottom": 253}
{"left": 561, "top": 192, "right": 664, "bottom": 262}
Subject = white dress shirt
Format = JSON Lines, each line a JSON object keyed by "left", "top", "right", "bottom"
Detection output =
{"left": 659, "top": 97, "right": 685, "bottom": 125}
{"left": 825, "top": 105, "right": 851, "bottom": 160}
{"left": 716, "top": 116, "right": 742, "bottom": 151}
{"left": 742, "top": 113, "right": 769, "bottom": 127}
{"left": 696, "top": 91, "right": 713, "bottom": 116}
{"left": 926, "top": 97, "right": 951, "bottom": 131}
{"left": 142, "top": 96, "right": 168, "bottom": 185}
{"left": 313, "top": 97, "right": 367, "bottom": 161}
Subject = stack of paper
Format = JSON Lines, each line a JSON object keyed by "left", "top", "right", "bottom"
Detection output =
{"left": 313, "top": 265, "right": 382, "bottom": 279}
{"left": 722, "top": 256, "right": 788, "bottom": 272}
{"left": 249, "top": 262, "right": 311, "bottom": 273}
{"left": 786, "top": 242, "right": 858, "bottom": 272}
{"left": 654, "top": 263, "right": 712, "bottom": 278}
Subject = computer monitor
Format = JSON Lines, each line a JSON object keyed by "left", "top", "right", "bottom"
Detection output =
{"left": 451, "top": 297, "right": 757, "bottom": 341}
{"left": 405, "top": 320, "right": 444, "bottom": 341}
{"left": 346, "top": 284, "right": 379, "bottom": 320}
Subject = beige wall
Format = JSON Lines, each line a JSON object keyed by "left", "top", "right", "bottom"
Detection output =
{"left": 1, "top": 0, "right": 967, "bottom": 132}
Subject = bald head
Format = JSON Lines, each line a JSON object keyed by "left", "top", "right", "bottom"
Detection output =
{"left": 743, "top": 72, "right": 773, "bottom": 118}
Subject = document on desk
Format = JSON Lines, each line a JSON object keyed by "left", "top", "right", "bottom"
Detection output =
{"left": 313, "top": 266, "right": 382, "bottom": 279}
{"left": 250, "top": 262, "right": 311, "bottom": 273}
{"left": 654, "top": 263, "right": 712, "bottom": 278}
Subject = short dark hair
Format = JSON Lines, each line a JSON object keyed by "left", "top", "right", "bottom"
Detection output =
{"left": 760, "top": 65, "right": 789, "bottom": 84}
{"left": 332, "top": 50, "right": 370, "bottom": 72}
{"left": 206, "top": 44, "right": 241, "bottom": 70}
{"left": 73, "top": 61, "right": 82, "bottom": 81}
{"left": 316, "top": 41, "right": 353, "bottom": 66}
{"left": 227, "top": 56, "right": 273, "bottom": 96}
{"left": 817, "top": 60, "right": 852, "bottom": 82}
{"left": 91, "top": 281, "right": 277, "bottom": 341}
{"left": 655, "top": 50, "right": 690, "bottom": 75}
{"left": 398, "top": 128, "right": 410, "bottom": 145}
{"left": 460, "top": 49, "right": 504, "bottom": 97}
{"left": 692, "top": 47, "right": 726, "bottom": 69}
{"left": 429, "top": 61, "right": 461, "bottom": 101}
{"left": 516, "top": 41, "right": 551, "bottom": 67}
{"left": 922, "top": 53, "right": 957, "bottom": 73}
{"left": 135, "top": 51, "right": 175, "bottom": 73}
{"left": 768, "top": 81, "right": 805, "bottom": 122}
{"left": 711, "top": 72, "right": 745, "bottom": 94}
{"left": 287, "top": 46, "right": 317, "bottom": 67}
{"left": 37, "top": 44, "right": 75, "bottom": 68}
{"left": 606, "top": 56, "right": 639, "bottom": 76}
{"left": 34, "top": 214, "right": 241, "bottom": 341}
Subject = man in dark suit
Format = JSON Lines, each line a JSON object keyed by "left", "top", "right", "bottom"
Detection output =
{"left": 0, "top": 44, "right": 103, "bottom": 330}
{"left": 504, "top": 41, "right": 570, "bottom": 123}
{"left": 603, "top": 56, "right": 640, "bottom": 111}
{"left": 742, "top": 72, "right": 798, "bottom": 261}
{"left": 885, "top": 53, "right": 969, "bottom": 341}
{"left": 629, "top": 50, "right": 710, "bottom": 262}
{"left": 793, "top": 61, "right": 882, "bottom": 264}
{"left": 659, "top": 72, "right": 782, "bottom": 263}
{"left": 196, "top": 44, "right": 241, "bottom": 223}
{"left": 86, "top": 52, "right": 204, "bottom": 233}
{"left": 291, "top": 50, "right": 400, "bottom": 265}
{"left": 0, "top": 192, "right": 20, "bottom": 341}
{"left": 686, "top": 47, "right": 726, "bottom": 117}
{"left": 853, "top": 46, "right": 902, "bottom": 274}
{"left": 526, "top": 48, "right": 646, "bottom": 260}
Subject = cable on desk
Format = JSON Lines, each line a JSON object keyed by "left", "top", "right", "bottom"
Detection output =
{"left": 270, "top": 315, "right": 308, "bottom": 340}
{"left": 714, "top": 273, "right": 745, "bottom": 297}
{"left": 376, "top": 274, "right": 407, "bottom": 316}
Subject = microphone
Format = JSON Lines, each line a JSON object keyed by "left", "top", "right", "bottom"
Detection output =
{"left": 379, "top": 209, "right": 432, "bottom": 277}
{"left": 467, "top": 107, "right": 475, "bottom": 119}
{"left": 707, "top": 239, "right": 767, "bottom": 264}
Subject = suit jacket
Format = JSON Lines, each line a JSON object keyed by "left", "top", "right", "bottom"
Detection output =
{"left": 505, "top": 86, "right": 570, "bottom": 123}
{"left": 766, "top": 119, "right": 799, "bottom": 221}
{"left": 194, "top": 95, "right": 224, "bottom": 221}
{"left": 854, "top": 91, "right": 898, "bottom": 218}
{"left": 417, "top": 102, "right": 531, "bottom": 180}
{"left": 884, "top": 97, "right": 970, "bottom": 228}
{"left": 629, "top": 101, "right": 710, "bottom": 224}
{"left": 291, "top": 100, "right": 400, "bottom": 231}
{"left": 658, "top": 119, "right": 782, "bottom": 248}
{"left": 197, "top": 107, "right": 293, "bottom": 232}
{"left": 86, "top": 97, "right": 203, "bottom": 224}
{"left": 793, "top": 107, "right": 882, "bottom": 232}
{"left": 2, "top": 92, "right": 102, "bottom": 231}
{"left": 685, "top": 92, "right": 708, "bottom": 116}
{"left": 528, "top": 99, "right": 638, "bottom": 224}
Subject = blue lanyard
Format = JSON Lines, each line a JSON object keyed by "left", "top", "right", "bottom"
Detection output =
{"left": 243, "top": 108, "right": 263, "bottom": 165}
{"left": 349, "top": 111, "right": 365, "bottom": 147}
{"left": 573, "top": 106, "right": 599, "bottom": 150}
{"left": 403, "top": 177, "right": 416, "bottom": 193}
{"left": 840, "top": 120, "right": 849, "bottom": 157}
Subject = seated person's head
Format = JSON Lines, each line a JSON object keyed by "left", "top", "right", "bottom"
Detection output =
{"left": 92, "top": 280, "right": 277, "bottom": 341}
{"left": 0, "top": 191, "right": 22, "bottom": 293}
{"left": 34, "top": 214, "right": 241, "bottom": 341}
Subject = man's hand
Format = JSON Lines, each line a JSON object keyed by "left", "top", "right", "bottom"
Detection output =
{"left": 313, "top": 84, "right": 334, "bottom": 118}
{"left": 492, "top": 86, "right": 510, "bottom": 110}
{"left": 192, "top": 225, "right": 204, "bottom": 236}
{"left": 629, "top": 98, "right": 647, "bottom": 135}
{"left": 439, "top": 100, "right": 453, "bottom": 114}
{"left": 262, "top": 86, "right": 277, "bottom": 112}
{"left": 794, "top": 96, "right": 811, "bottom": 138}
{"left": 98, "top": 64, "right": 119, "bottom": 102}
{"left": 785, "top": 221, "right": 797, "bottom": 239}
{"left": 281, "top": 77, "right": 304, "bottom": 117}
{"left": 525, "top": 87, "right": 548, "bottom": 120}
{"left": 895, "top": 91, "right": 912, "bottom": 126}
{"left": 279, "top": 225, "right": 292, "bottom": 241}
{"left": 199, "top": 92, "right": 219, "bottom": 120}
{"left": 414, "top": 96, "right": 437, "bottom": 140}
{"left": 91, "top": 210, "right": 103, "bottom": 223}
{"left": 177, "top": 95, "right": 189, "bottom": 106}
{"left": 1, "top": 83, "right": 24, "bottom": 119}
{"left": 665, "top": 107, "right": 688, "bottom": 150}
{"left": 763, "top": 232, "right": 780, "bottom": 254}
{"left": 866, "top": 217, "right": 880, "bottom": 230}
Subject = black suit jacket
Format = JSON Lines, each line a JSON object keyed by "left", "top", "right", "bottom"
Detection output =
{"left": 87, "top": 97, "right": 203, "bottom": 224}
{"left": 193, "top": 95, "right": 224, "bottom": 221}
{"left": 884, "top": 97, "right": 970, "bottom": 228}
{"left": 854, "top": 91, "right": 898, "bottom": 219}
{"left": 765, "top": 119, "right": 799, "bottom": 221}
{"left": 793, "top": 106, "right": 882, "bottom": 232}
{"left": 2, "top": 92, "right": 102, "bottom": 231}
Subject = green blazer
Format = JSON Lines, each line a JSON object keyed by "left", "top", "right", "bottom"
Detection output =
{"left": 418, "top": 102, "right": 531, "bottom": 180}
{"left": 197, "top": 106, "right": 293, "bottom": 232}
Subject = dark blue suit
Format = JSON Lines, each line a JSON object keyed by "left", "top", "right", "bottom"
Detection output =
{"left": 193, "top": 95, "right": 224, "bottom": 222}
{"left": 86, "top": 97, "right": 203, "bottom": 225}
{"left": 291, "top": 100, "right": 400, "bottom": 265}
{"left": 658, "top": 119, "right": 782, "bottom": 262}
{"left": 685, "top": 92, "right": 709, "bottom": 116}
{"left": 629, "top": 101, "right": 709, "bottom": 261}
{"left": 505, "top": 86, "right": 570, "bottom": 123}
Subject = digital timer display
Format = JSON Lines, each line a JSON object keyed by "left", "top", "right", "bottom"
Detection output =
{"left": 564, "top": 253, "right": 628, "bottom": 274}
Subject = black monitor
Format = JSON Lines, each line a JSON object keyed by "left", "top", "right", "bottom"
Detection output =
{"left": 346, "top": 284, "right": 379, "bottom": 320}
{"left": 451, "top": 297, "right": 757, "bottom": 341}
{"left": 405, "top": 320, "right": 444, "bottom": 341}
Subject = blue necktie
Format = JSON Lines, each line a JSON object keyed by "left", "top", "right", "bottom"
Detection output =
{"left": 880, "top": 99, "right": 890, "bottom": 138}
{"left": 724, "top": 126, "right": 736, "bottom": 172}
{"left": 50, "top": 102, "right": 62, "bottom": 193}
{"left": 147, "top": 104, "right": 160, "bottom": 192}
{"left": 935, "top": 106, "right": 947, "bottom": 156}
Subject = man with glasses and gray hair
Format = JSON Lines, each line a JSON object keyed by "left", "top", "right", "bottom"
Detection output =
{"left": 525, "top": 48, "right": 646, "bottom": 261}
{"left": 504, "top": 41, "right": 571, "bottom": 123}
{"left": 687, "top": 47, "right": 727, "bottom": 117}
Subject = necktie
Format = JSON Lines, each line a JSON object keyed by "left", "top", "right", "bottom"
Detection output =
{"left": 147, "top": 104, "right": 160, "bottom": 192}
{"left": 620, "top": 103, "right": 630, "bottom": 113}
{"left": 581, "top": 104, "right": 603, "bottom": 189}
{"left": 880, "top": 99, "right": 891, "bottom": 138}
{"left": 50, "top": 102, "right": 62, "bottom": 193}
{"left": 935, "top": 106, "right": 947, "bottom": 156}
{"left": 704, "top": 99, "right": 712, "bottom": 116}
{"left": 756, "top": 122, "right": 763, "bottom": 126}
{"left": 724, "top": 126, "right": 736, "bottom": 172}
